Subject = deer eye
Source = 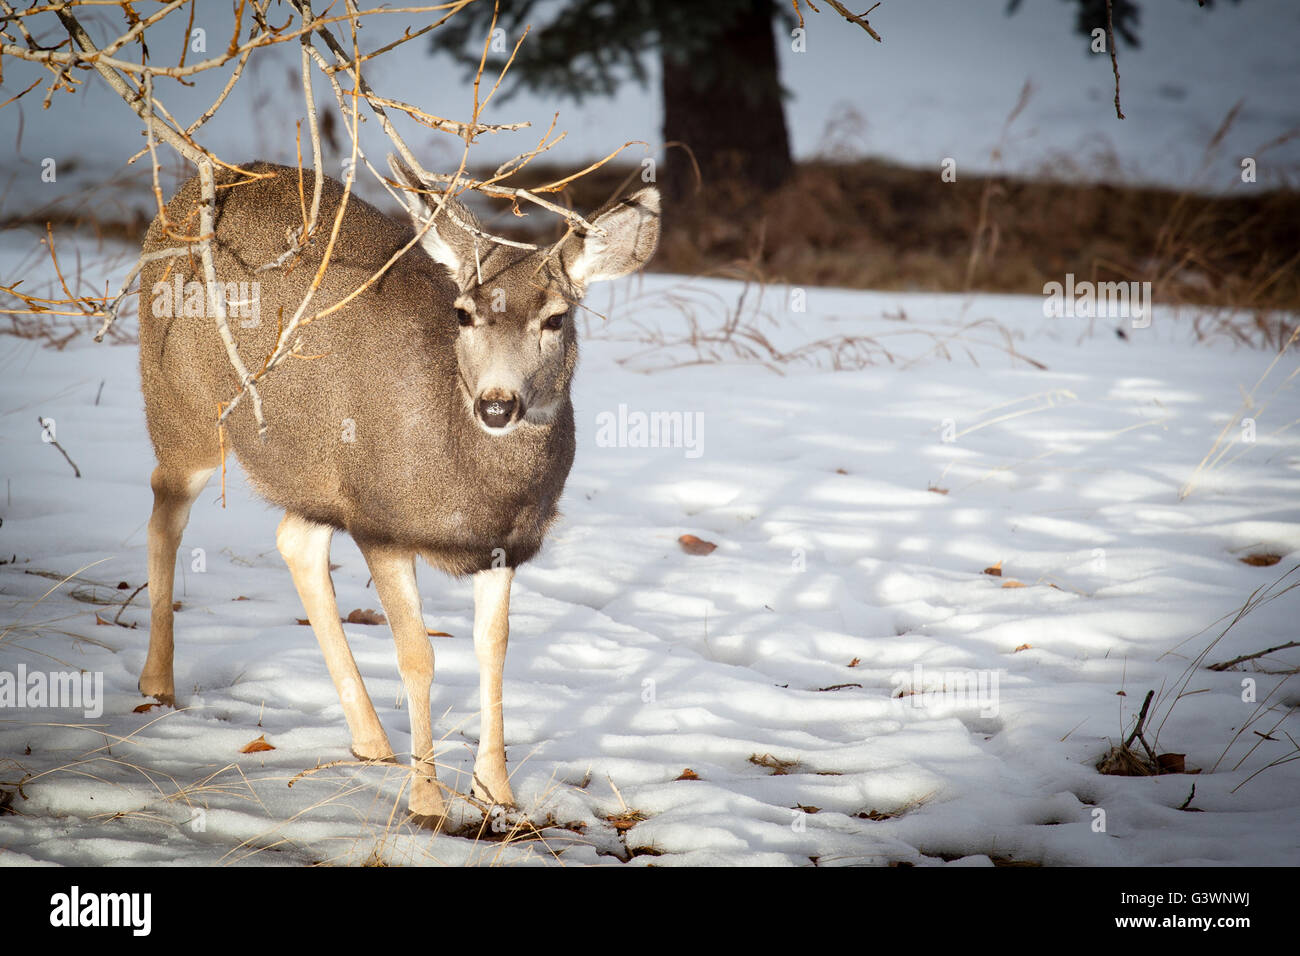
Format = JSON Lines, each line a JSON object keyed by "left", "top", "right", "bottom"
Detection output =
{"left": 456, "top": 308, "right": 473, "bottom": 328}
{"left": 541, "top": 312, "right": 564, "bottom": 332}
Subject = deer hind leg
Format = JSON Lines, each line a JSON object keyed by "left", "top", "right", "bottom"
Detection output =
{"left": 140, "top": 464, "right": 216, "bottom": 705}
{"left": 276, "top": 512, "right": 394, "bottom": 763}
{"left": 359, "top": 541, "right": 446, "bottom": 821}
{"left": 471, "top": 567, "right": 515, "bottom": 807}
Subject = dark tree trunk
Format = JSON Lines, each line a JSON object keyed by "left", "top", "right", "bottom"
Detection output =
{"left": 660, "top": 0, "right": 792, "bottom": 206}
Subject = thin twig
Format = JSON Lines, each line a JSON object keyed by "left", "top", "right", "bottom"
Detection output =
{"left": 1208, "top": 641, "right": 1300, "bottom": 672}
{"left": 1105, "top": 0, "right": 1124, "bottom": 119}
{"left": 113, "top": 582, "right": 148, "bottom": 627}
{"left": 1117, "top": 687, "right": 1162, "bottom": 769}
{"left": 805, "top": 0, "right": 883, "bottom": 42}
{"left": 37, "top": 416, "right": 81, "bottom": 478}
{"left": 93, "top": 246, "right": 190, "bottom": 341}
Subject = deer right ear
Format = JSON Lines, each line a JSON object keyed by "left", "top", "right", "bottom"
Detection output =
{"left": 387, "top": 153, "right": 481, "bottom": 290}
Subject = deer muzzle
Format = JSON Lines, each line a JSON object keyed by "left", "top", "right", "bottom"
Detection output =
{"left": 476, "top": 389, "right": 522, "bottom": 430}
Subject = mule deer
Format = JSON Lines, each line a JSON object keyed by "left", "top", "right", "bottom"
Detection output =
{"left": 137, "top": 156, "right": 659, "bottom": 822}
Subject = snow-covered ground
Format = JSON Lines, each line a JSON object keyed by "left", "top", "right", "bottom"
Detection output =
{"left": 1, "top": 233, "right": 1297, "bottom": 866}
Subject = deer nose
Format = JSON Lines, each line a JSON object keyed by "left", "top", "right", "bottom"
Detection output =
{"left": 476, "top": 390, "right": 520, "bottom": 429}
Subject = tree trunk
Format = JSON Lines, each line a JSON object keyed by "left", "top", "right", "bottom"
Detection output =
{"left": 660, "top": 0, "right": 792, "bottom": 206}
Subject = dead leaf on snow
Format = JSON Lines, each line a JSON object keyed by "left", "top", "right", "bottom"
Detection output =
{"left": 678, "top": 534, "right": 717, "bottom": 556}
{"left": 606, "top": 810, "right": 647, "bottom": 832}
{"left": 855, "top": 809, "right": 893, "bottom": 821}
{"left": 1157, "top": 753, "right": 1187, "bottom": 774}
{"left": 749, "top": 752, "right": 800, "bottom": 775}
{"left": 1097, "top": 745, "right": 1156, "bottom": 776}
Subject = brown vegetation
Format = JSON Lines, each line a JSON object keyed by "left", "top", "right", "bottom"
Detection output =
{"left": 497, "top": 156, "right": 1300, "bottom": 317}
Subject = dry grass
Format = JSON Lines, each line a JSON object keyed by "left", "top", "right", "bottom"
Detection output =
{"left": 577, "top": 248, "right": 1050, "bottom": 376}
{"left": 1178, "top": 324, "right": 1299, "bottom": 500}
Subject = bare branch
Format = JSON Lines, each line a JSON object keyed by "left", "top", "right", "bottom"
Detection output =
{"left": 197, "top": 160, "right": 265, "bottom": 434}
{"left": 51, "top": 5, "right": 205, "bottom": 165}
{"left": 1105, "top": 0, "right": 1125, "bottom": 120}
{"left": 1209, "top": 640, "right": 1300, "bottom": 672}
{"left": 97, "top": 0, "right": 190, "bottom": 59}
{"left": 93, "top": 246, "right": 190, "bottom": 342}
{"left": 300, "top": 26, "right": 324, "bottom": 243}
{"left": 4, "top": 4, "right": 466, "bottom": 79}
{"left": 37, "top": 416, "right": 81, "bottom": 477}
{"left": 363, "top": 94, "right": 529, "bottom": 137}
{"left": 803, "top": 0, "right": 883, "bottom": 42}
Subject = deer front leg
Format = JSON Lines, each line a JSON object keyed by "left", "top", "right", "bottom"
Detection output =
{"left": 472, "top": 567, "right": 515, "bottom": 807}
{"left": 277, "top": 513, "right": 394, "bottom": 763}
{"left": 360, "top": 541, "right": 446, "bottom": 823}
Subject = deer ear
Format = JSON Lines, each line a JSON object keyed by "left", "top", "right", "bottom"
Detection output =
{"left": 565, "top": 187, "right": 660, "bottom": 287}
{"left": 387, "top": 152, "right": 481, "bottom": 290}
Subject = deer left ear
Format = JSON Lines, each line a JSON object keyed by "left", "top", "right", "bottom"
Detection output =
{"left": 565, "top": 188, "right": 660, "bottom": 287}
{"left": 387, "top": 152, "right": 482, "bottom": 291}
